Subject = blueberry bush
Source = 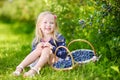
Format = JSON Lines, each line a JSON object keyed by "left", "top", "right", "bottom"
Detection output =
{"left": 0, "top": 0, "right": 120, "bottom": 79}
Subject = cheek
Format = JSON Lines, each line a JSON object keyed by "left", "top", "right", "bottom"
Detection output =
{"left": 51, "top": 24, "right": 55, "bottom": 28}
{"left": 38, "top": 24, "right": 44, "bottom": 29}
{"left": 51, "top": 27, "right": 55, "bottom": 32}
{"left": 38, "top": 22, "right": 44, "bottom": 28}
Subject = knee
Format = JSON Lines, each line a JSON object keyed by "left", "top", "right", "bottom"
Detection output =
{"left": 42, "top": 47, "right": 51, "bottom": 54}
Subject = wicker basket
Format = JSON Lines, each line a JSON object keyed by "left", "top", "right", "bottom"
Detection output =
{"left": 51, "top": 39, "right": 98, "bottom": 70}
{"left": 68, "top": 39, "right": 98, "bottom": 64}
{"left": 51, "top": 46, "right": 78, "bottom": 71}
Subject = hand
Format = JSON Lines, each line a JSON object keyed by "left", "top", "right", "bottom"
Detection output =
{"left": 43, "top": 42, "right": 53, "bottom": 49}
{"left": 36, "top": 42, "right": 44, "bottom": 49}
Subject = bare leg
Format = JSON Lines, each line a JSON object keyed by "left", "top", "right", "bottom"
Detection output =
{"left": 18, "top": 49, "right": 41, "bottom": 68}
{"left": 48, "top": 53, "right": 59, "bottom": 65}
{"left": 35, "top": 47, "right": 51, "bottom": 67}
{"left": 23, "top": 47, "right": 52, "bottom": 77}
{"left": 18, "top": 43, "right": 44, "bottom": 68}
{"left": 13, "top": 43, "right": 43, "bottom": 76}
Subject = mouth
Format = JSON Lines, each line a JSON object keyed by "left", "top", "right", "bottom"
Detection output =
{"left": 45, "top": 28, "right": 51, "bottom": 31}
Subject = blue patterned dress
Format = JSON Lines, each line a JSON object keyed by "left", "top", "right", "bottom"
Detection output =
{"left": 29, "top": 33, "right": 68, "bottom": 68}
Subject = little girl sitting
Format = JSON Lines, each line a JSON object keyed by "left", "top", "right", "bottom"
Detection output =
{"left": 13, "top": 11, "right": 67, "bottom": 77}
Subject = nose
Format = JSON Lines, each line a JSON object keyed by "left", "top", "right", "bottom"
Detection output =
{"left": 46, "top": 23, "right": 51, "bottom": 27}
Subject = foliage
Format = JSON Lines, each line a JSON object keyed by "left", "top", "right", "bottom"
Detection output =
{"left": 0, "top": 0, "right": 120, "bottom": 79}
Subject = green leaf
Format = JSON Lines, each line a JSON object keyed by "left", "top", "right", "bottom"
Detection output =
{"left": 111, "top": 66, "right": 119, "bottom": 73}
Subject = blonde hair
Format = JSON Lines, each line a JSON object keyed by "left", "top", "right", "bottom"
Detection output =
{"left": 35, "top": 11, "right": 58, "bottom": 43}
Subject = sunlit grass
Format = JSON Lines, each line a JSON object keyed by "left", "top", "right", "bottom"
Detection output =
{"left": 0, "top": 21, "right": 120, "bottom": 80}
{"left": 0, "top": 22, "right": 34, "bottom": 80}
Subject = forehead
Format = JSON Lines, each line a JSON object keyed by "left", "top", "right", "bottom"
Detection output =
{"left": 42, "top": 14, "right": 54, "bottom": 21}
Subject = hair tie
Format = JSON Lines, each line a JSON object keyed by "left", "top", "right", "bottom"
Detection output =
{"left": 54, "top": 15, "right": 57, "bottom": 19}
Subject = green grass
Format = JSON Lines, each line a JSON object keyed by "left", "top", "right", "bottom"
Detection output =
{"left": 0, "top": 21, "right": 120, "bottom": 80}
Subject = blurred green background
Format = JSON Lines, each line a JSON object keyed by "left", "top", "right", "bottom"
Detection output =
{"left": 0, "top": 0, "right": 120, "bottom": 80}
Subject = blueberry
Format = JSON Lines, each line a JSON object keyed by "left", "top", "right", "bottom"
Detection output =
{"left": 89, "top": 22, "right": 92, "bottom": 26}
{"left": 79, "top": 20, "right": 85, "bottom": 25}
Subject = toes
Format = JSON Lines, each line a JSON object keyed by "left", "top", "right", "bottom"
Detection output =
{"left": 23, "top": 70, "right": 36, "bottom": 77}
{"left": 12, "top": 71, "right": 21, "bottom": 76}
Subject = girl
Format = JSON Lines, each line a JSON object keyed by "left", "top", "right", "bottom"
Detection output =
{"left": 13, "top": 11, "right": 67, "bottom": 77}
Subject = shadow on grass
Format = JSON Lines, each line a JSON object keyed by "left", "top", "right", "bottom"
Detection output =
{"left": 0, "top": 18, "right": 35, "bottom": 34}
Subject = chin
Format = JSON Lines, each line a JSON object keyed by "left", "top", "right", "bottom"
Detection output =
{"left": 45, "top": 30, "right": 53, "bottom": 34}
{"left": 45, "top": 32, "right": 52, "bottom": 34}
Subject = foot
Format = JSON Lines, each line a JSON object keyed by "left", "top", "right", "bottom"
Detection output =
{"left": 13, "top": 66, "right": 24, "bottom": 76}
{"left": 23, "top": 68, "right": 39, "bottom": 77}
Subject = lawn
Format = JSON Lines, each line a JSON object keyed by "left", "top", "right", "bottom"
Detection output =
{"left": 0, "top": 21, "right": 119, "bottom": 80}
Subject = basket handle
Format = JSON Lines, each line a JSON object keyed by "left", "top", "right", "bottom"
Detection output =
{"left": 67, "top": 39, "right": 96, "bottom": 56}
{"left": 54, "top": 46, "right": 75, "bottom": 67}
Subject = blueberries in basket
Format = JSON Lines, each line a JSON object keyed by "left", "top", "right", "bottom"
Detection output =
{"left": 71, "top": 50, "right": 95, "bottom": 62}
{"left": 53, "top": 60, "right": 65, "bottom": 68}
{"left": 89, "top": 51, "right": 94, "bottom": 57}
{"left": 64, "top": 60, "right": 72, "bottom": 68}
{"left": 53, "top": 56, "right": 72, "bottom": 68}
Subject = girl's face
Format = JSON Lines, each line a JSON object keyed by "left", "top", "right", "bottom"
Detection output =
{"left": 39, "top": 14, "right": 55, "bottom": 35}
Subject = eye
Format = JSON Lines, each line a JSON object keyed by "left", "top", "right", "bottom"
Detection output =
{"left": 44, "top": 22, "right": 47, "bottom": 24}
{"left": 50, "top": 22, "right": 54, "bottom": 24}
